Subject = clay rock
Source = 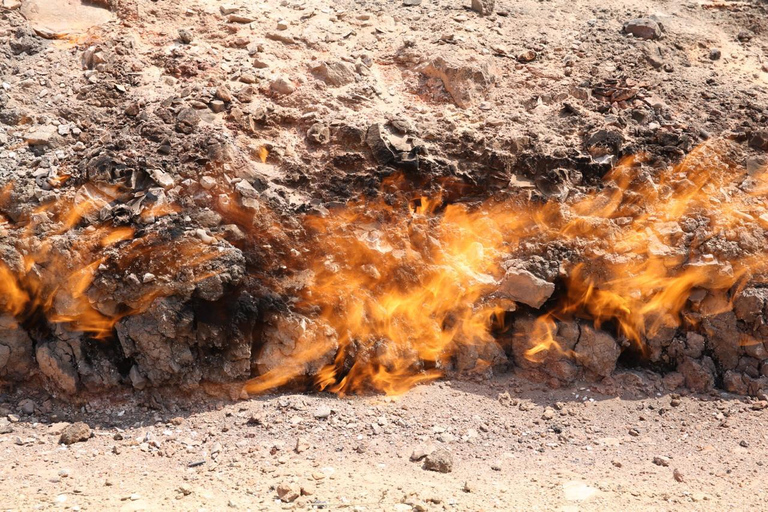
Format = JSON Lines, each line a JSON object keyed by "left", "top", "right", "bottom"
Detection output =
{"left": 116, "top": 297, "right": 199, "bottom": 387}
{"left": 471, "top": 0, "right": 494, "bottom": 15}
{"left": 749, "top": 130, "right": 768, "bottom": 151}
{"left": 276, "top": 482, "right": 300, "bottom": 503}
{"left": 453, "top": 337, "right": 506, "bottom": 373}
{"left": 703, "top": 312, "right": 740, "bottom": 370}
{"left": 734, "top": 288, "right": 768, "bottom": 324}
{"left": 423, "top": 448, "right": 453, "bottom": 473}
{"left": 677, "top": 357, "right": 715, "bottom": 393}
{"left": 23, "top": 125, "right": 60, "bottom": 147}
{"left": 254, "top": 313, "right": 338, "bottom": 377}
{"left": 36, "top": 341, "right": 79, "bottom": 394}
{"left": 365, "top": 123, "right": 422, "bottom": 170}
{"left": 59, "top": 422, "right": 91, "bottom": 445}
{"left": 623, "top": 18, "right": 662, "bottom": 40}
{"left": 176, "top": 107, "right": 200, "bottom": 134}
{"left": 573, "top": 325, "right": 620, "bottom": 378}
{"left": 419, "top": 56, "right": 494, "bottom": 108}
{"left": 311, "top": 61, "right": 356, "bottom": 87}
{"left": 496, "top": 267, "right": 554, "bottom": 309}
{"left": 0, "top": 315, "right": 34, "bottom": 380}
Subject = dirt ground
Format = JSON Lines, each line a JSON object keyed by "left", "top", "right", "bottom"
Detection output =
{"left": 1, "top": 372, "right": 768, "bottom": 511}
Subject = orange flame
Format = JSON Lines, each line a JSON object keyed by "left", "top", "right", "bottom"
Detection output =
{"left": 244, "top": 141, "right": 768, "bottom": 395}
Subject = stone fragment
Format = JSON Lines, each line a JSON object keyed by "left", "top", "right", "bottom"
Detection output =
{"left": 573, "top": 325, "right": 620, "bottom": 378}
{"left": 471, "top": 0, "right": 494, "bottom": 15}
{"left": 496, "top": 267, "right": 554, "bottom": 308}
{"left": 313, "top": 405, "right": 331, "bottom": 419}
{"left": 419, "top": 56, "right": 493, "bottom": 108}
{"left": 178, "top": 28, "right": 193, "bottom": 44}
{"left": 623, "top": 18, "right": 662, "bottom": 40}
{"left": 59, "top": 422, "right": 91, "bottom": 445}
{"left": 307, "top": 123, "right": 330, "bottom": 144}
{"left": 424, "top": 449, "right": 453, "bottom": 473}
{"left": 176, "top": 107, "right": 200, "bottom": 134}
{"left": 24, "top": 125, "right": 59, "bottom": 147}
{"left": 36, "top": 342, "right": 79, "bottom": 394}
{"left": 749, "top": 130, "right": 768, "bottom": 151}
{"left": 677, "top": 357, "right": 715, "bottom": 393}
{"left": 270, "top": 77, "right": 295, "bottom": 95}
{"left": 311, "top": 61, "right": 356, "bottom": 87}
{"left": 276, "top": 482, "right": 300, "bottom": 503}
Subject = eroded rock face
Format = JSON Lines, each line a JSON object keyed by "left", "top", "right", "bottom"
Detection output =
{"left": 254, "top": 313, "right": 338, "bottom": 378}
{"left": 36, "top": 341, "right": 79, "bottom": 394}
{"left": 419, "top": 56, "right": 494, "bottom": 108}
{"left": 677, "top": 357, "right": 715, "bottom": 393}
{"left": 0, "top": 315, "right": 34, "bottom": 380}
{"left": 573, "top": 325, "right": 621, "bottom": 378}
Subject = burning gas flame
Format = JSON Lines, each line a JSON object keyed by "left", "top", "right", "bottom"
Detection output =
{"left": 0, "top": 183, "right": 226, "bottom": 340}
{"left": 245, "top": 141, "right": 768, "bottom": 395}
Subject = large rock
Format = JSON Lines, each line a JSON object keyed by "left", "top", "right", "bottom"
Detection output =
{"left": 623, "top": 18, "right": 662, "bottom": 40}
{"left": 59, "top": 422, "right": 91, "bottom": 445}
{"left": 419, "top": 56, "right": 493, "bottom": 108}
{"left": 311, "top": 61, "right": 356, "bottom": 87}
{"left": 573, "top": 325, "right": 621, "bottom": 378}
{"left": 36, "top": 342, "right": 79, "bottom": 394}
{"left": 471, "top": 0, "right": 494, "bottom": 15}
{"left": 496, "top": 267, "right": 554, "bottom": 309}
{"left": 23, "top": 125, "right": 59, "bottom": 147}
{"left": 677, "top": 357, "right": 715, "bottom": 393}
{"left": 423, "top": 448, "right": 453, "bottom": 473}
{"left": 703, "top": 312, "right": 741, "bottom": 370}
{"left": 0, "top": 315, "right": 34, "bottom": 380}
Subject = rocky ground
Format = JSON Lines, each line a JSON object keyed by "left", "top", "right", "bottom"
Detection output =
{"left": 1, "top": 0, "right": 768, "bottom": 508}
{"left": 1, "top": 372, "right": 768, "bottom": 511}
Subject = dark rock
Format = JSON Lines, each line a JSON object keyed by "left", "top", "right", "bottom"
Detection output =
{"left": 703, "top": 312, "right": 740, "bottom": 370}
{"left": 176, "top": 107, "right": 200, "bottom": 134}
{"left": 734, "top": 288, "right": 767, "bottom": 324}
{"left": 307, "top": 123, "right": 330, "bottom": 144}
{"left": 749, "top": 130, "right": 768, "bottom": 151}
{"left": 423, "top": 448, "right": 453, "bottom": 473}
{"left": 677, "top": 357, "right": 715, "bottom": 393}
{"left": 709, "top": 48, "right": 721, "bottom": 60}
{"left": 59, "top": 422, "right": 91, "bottom": 445}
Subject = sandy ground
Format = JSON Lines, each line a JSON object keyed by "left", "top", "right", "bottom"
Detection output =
{"left": 1, "top": 371, "right": 768, "bottom": 511}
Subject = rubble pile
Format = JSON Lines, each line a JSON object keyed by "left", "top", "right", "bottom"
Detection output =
{"left": 1, "top": 0, "right": 768, "bottom": 397}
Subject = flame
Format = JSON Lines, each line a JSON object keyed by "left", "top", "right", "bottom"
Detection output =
{"left": 244, "top": 141, "right": 768, "bottom": 395}
{"left": 0, "top": 184, "right": 227, "bottom": 340}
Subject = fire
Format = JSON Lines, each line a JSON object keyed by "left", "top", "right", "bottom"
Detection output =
{"left": 0, "top": 183, "right": 226, "bottom": 341}
{"left": 1, "top": 138, "right": 766, "bottom": 396}
{"left": 245, "top": 141, "right": 768, "bottom": 395}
